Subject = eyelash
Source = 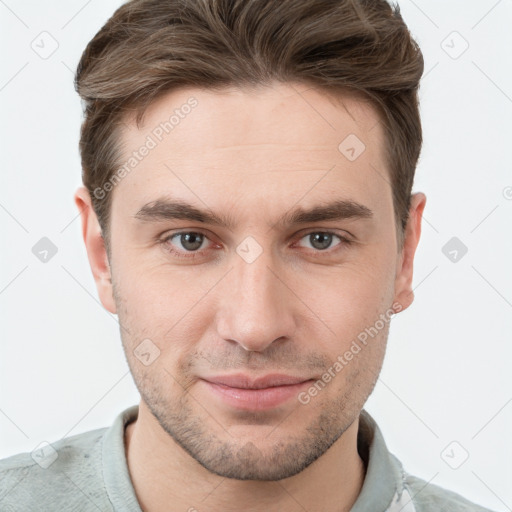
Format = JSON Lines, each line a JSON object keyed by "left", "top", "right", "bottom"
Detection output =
{"left": 159, "top": 230, "right": 352, "bottom": 260}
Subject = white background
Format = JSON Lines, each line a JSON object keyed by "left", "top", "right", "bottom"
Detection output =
{"left": 1, "top": 1, "right": 511, "bottom": 510}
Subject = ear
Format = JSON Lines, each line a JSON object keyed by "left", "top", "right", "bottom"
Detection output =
{"left": 74, "top": 186, "right": 117, "bottom": 314}
{"left": 393, "top": 192, "right": 427, "bottom": 312}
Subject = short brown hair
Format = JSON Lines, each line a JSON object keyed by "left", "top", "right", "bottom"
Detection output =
{"left": 75, "top": 0, "right": 424, "bottom": 255}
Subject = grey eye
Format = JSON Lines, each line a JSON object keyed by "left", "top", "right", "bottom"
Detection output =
{"left": 299, "top": 232, "right": 341, "bottom": 251}
{"left": 171, "top": 232, "right": 206, "bottom": 251}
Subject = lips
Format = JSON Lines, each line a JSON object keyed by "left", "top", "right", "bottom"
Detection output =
{"left": 202, "top": 373, "right": 310, "bottom": 389}
{"left": 199, "top": 373, "right": 315, "bottom": 411}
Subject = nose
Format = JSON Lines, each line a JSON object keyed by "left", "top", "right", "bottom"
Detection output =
{"left": 215, "top": 248, "right": 297, "bottom": 352}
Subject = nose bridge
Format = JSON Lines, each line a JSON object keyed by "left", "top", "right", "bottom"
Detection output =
{"left": 217, "top": 242, "right": 296, "bottom": 352}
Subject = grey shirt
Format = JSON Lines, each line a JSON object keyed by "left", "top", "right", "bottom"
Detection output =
{"left": 0, "top": 405, "right": 496, "bottom": 511}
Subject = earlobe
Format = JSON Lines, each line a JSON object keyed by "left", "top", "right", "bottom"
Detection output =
{"left": 74, "top": 186, "right": 117, "bottom": 314}
{"left": 393, "top": 192, "right": 427, "bottom": 313}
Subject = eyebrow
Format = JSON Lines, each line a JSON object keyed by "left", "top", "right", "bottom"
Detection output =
{"left": 134, "top": 197, "right": 373, "bottom": 229}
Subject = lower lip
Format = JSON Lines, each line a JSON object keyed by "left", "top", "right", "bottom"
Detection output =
{"left": 201, "top": 379, "right": 313, "bottom": 411}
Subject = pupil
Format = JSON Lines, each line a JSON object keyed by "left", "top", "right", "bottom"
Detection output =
{"left": 311, "top": 233, "right": 332, "bottom": 250}
{"left": 182, "top": 233, "right": 203, "bottom": 251}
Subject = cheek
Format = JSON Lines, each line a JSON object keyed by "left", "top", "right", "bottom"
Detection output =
{"left": 112, "top": 266, "right": 215, "bottom": 367}
{"left": 114, "top": 258, "right": 212, "bottom": 322}
{"left": 298, "top": 260, "right": 395, "bottom": 344}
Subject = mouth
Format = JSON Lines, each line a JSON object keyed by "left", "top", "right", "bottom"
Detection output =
{"left": 199, "top": 374, "right": 315, "bottom": 411}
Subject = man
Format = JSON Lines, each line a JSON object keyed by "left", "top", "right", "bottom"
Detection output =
{"left": 0, "top": 0, "right": 496, "bottom": 511}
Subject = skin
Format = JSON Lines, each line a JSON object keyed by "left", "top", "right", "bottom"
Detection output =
{"left": 75, "top": 82, "right": 426, "bottom": 512}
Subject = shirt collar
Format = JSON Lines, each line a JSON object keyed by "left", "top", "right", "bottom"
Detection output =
{"left": 102, "top": 404, "right": 142, "bottom": 512}
{"left": 350, "top": 408, "right": 409, "bottom": 511}
{"left": 102, "top": 405, "right": 408, "bottom": 512}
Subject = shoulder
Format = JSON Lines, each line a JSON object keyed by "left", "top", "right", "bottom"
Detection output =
{"left": 0, "top": 426, "right": 112, "bottom": 511}
{"left": 403, "top": 473, "right": 498, "bottom": 512}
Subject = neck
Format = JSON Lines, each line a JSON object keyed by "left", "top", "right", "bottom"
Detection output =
{"left": 125, "top": 401, "right": 366, "bottom": 512}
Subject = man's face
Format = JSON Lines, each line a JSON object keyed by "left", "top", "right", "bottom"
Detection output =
{"left": 92, "top": 83, "right": 416, "bottom": 480}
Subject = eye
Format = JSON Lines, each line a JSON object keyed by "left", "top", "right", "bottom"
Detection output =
{"left": 295, "top": 231, "right": 351, "bottom": 253}
{"left": 159, "top": 229, "right": 352, "bottom": 261}
{"left": 161, "top": 231, "right": 212, "bottom": 259}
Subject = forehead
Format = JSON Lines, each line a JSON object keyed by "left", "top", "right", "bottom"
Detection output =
{"left": 112, "top": 82, "right": 390, "bottom": 222}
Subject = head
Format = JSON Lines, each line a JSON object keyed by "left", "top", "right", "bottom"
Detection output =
{"left": 75, "top": 0, "right": 426, "bottom": 481}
